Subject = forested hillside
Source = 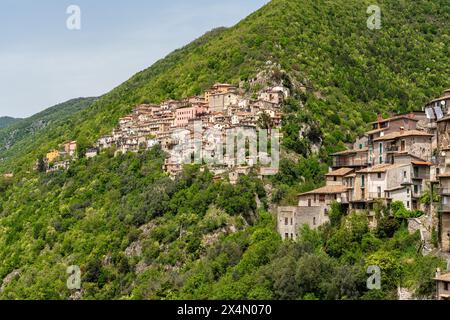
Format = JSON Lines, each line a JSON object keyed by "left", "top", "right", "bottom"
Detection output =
{"left": 1, "top": 0, "right": 448, "bottom": 173}
{"left": 0, "top": 0, "right": 449, "bottom": 300}
{"left": 0, "top": 97, "right": 96, "bottom": 169}
{"left": 0, "top": 147, "right": 443, "bottom": 299}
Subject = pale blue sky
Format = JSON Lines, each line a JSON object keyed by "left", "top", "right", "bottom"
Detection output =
{"left": 0, "top": 0, "right": 269, "bottom": 118}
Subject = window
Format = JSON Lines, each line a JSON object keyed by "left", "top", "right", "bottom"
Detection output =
{"left": 407, "top": 201, "right": 410, "bottom": 208}
{"left": 377, "top": 172, "right": 382, "bottom": 179}
{"left": 290, "top": 233, "right": 294, "bottom": 239}
{"left": 308, "top": 199, "right": 312, "bottom": 207}
{"left": 361, "top": 175, "right": 365, "bottom": 187}
{"left": 285, "top": 218, "right": 288, "bottom": 225}
{"left": 407, "top": 188, "right": 410, "bottom": 194}
{"left": 414, "top": 185, "right": 419, "bottom": 194}
{"left": 314, "top": 195, "right": 317, "bottom": 202}
{"left": 414, "top": 167, "right": 419, "bottom": 178}
{"left": 290, "top": 218, "right": 293, "bottom": 225}
{"left": 333, "top": 176, "right": 337, "bottom": 181}
{"left": 313, "top": 217, "right": 316, "bottom": 225}
{"left": 404, "top": 171, "right": 407, "bottom": 179}
{"left": 324, "top": 208, "right": 328, "bottom": 215}
{"left": 379, "top": 143, "right": 383, "bottom": 163}
{"left": 319, "top": 195, "right": 325, "bottom": 202}
{"left": 285, "top": 233, "right": 289, "bottom": 240}
{"left": 437, "top": 168, "right": 441, "bottom": 176}
{"left": 445, "top": 282, "right": 449, "bottom": 291}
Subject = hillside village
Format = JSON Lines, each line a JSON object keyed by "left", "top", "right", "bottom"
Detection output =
{"left": 35, "top": 85, "right": 450, "bottom": 299}
{"left": 278, "top": 89, "right": 450, "bottom": 298}
{"left": 40, "top": 81, "right": 285, "bottom": 179}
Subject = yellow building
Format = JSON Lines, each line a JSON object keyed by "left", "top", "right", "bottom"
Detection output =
{"left": 46, "top": 149, "right": 60, "bottom": 162}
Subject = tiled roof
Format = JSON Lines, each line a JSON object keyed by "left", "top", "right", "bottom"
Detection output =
{"left": 427, "top": 94, "right": 450, "bottom": 105}
{"left": 370, "top": 114, "right": 419, "bottom": 124}
{"left": 434, "top": 273, "right": 450, "bottom": 282}
{"left": 373, "top": 130, "right": 433, "bottom": 141}
{"left": 325, "top": 167, "right": 354, "bottom": 177}
{"left": 366, "top": 128, "right": 387, "bottom": 135}
{"left": 411, "top": 161, "right": 432, "bottom": 166}
{"left": 436, "top": 115, "right": 450, "bottom": 123}
{"left": 438, "top": 172, "right": 450, "bottom": 178}
{"left": 299, "top": 185, "right": 347, "bottom": 196}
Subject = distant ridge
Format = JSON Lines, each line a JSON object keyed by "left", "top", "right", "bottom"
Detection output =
{"left": 0, "top": 116, "right": 21, "bottom": 129}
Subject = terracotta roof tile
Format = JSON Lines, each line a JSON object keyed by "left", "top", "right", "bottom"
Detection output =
{"left": 373, "top": 130, "right": 433, "bottom": 141}
{"left": 325, "top": 168, "right": 354, "bottom": 177}
{"left": 299, "top": 185, "right": 347, "bottom": 196}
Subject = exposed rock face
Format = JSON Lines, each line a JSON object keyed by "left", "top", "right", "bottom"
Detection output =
{"left": 102, "top": 253, "right": 113, "bottom": 266}
{"left": 408, "top": 214, "right": 435, "bottom": 254}
{"left": 0, "top": 269, "right": 20, "bottom": 293}
{"left": 125, "top": 241, "right": 143, "bottom": 258}
{"left": 124, "top": 221, "right": 157, "bottom": 258}
{"left": 201, "top": 225, "right": 238, "bottom": 247}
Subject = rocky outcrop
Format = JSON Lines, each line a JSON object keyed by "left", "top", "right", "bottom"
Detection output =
{"left": 0, "top": 269, "right": 20, "bottom": 293}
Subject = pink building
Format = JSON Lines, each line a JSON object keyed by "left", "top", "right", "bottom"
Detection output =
{"left": 174, "top": 104, "right": 208, "bottom": 127}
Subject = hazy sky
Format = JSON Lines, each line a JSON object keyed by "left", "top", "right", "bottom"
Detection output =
{"left": 0, "top": 0, "right": 269, "bottom": 118}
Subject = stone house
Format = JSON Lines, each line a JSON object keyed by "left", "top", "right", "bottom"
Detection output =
{"left": 258, "top": 87, "right": 286, "bottom": 105}
{"left": 85, "top": 148, "right": 98, "bottom": 159}
{"left": 351, "top": 159, "right": 430, "bottom": 213}
{"left": 277, "top": 205, "right": 330, "bottom": 241}
{"left": 434, "top": 269, "right": 450, "bottom": 300}
{"left": 325, "top": 167, "right": 354, "bottom": 186}
{"left": 330, "top": 147, "right": 369, "bottom": 170}
{"left": 209, "top": 92, "right": 239, "bottom": 112}
{"left": 371, "top": 129, "right": 433, "bottom": 165}
{"left": 97, "top": 135, "right": 114, "bottom": 149}
{"left": 64, "top": 141, "right": 77, "bottom": 157}
{"left": 425, "top": 89, "right": 450, "bottom": 115}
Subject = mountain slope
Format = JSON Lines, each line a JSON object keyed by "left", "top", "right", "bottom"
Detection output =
{"left": 0, "top": 97, "right": 96, "bottom": 169}
{"left": 2, "top": 0, "right": 448, "bottom": 173}
{"left": 0, "top": 0, "right": 448, "bottom": 300}
{"left": 0, "top": 117, "right": 21, "bottom": 130}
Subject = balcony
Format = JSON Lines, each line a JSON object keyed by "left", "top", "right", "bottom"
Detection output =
{"left": 386, "top": 145, "right": 399, "bottom": 153}
{"left": 439, "top": 204, "right": 450, "bottom": 212}
{"left": 412, "top": 172, "right": 429, "bottom": 180}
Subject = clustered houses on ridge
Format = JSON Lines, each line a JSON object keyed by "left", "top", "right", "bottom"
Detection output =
{"left": 40, "top": 82, "right": 287, "bottom": 178}
{"left": 94, "top": 82, "right": 286, "bottom": 178}
{"left": 277, "top": 90, "right": 450, "bottom": 256}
